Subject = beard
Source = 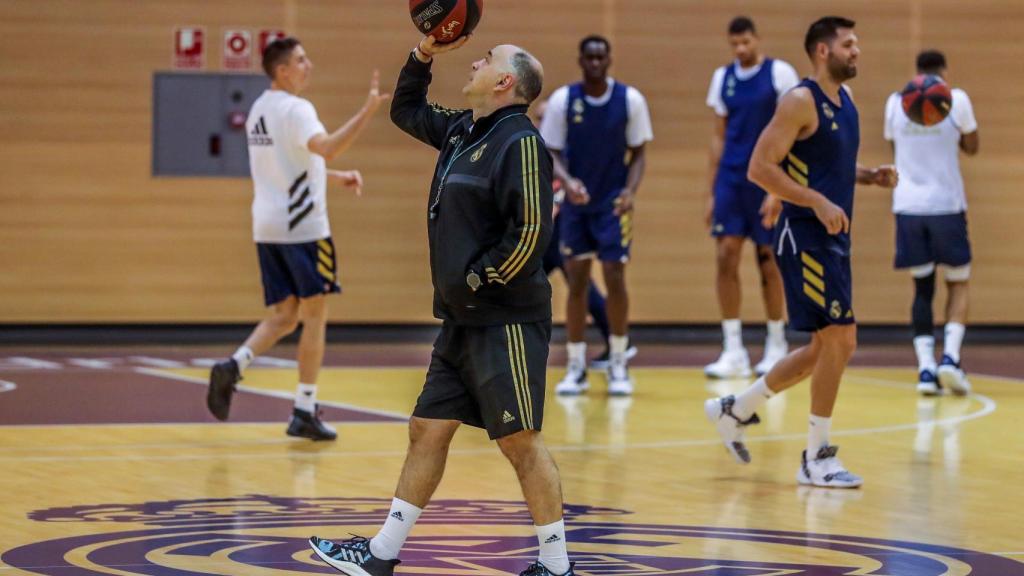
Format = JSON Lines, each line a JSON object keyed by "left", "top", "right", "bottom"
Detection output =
{"left": 827, "top": 53, "right": 857, "bottom": 81}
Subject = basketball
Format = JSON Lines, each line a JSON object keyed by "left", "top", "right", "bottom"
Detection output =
{"left": 900, "top": 74, "right": 953, "bottom": 126}
{"left": 409, "top": 0, "right": 482, "bottom": 44}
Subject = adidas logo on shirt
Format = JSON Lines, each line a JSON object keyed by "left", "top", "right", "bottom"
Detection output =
{"left": 391, "top": 511, "right": 404, "bottom": 521}
{"left": 502, "top": 410, "right": 515, "bottom": 424}
{"left": 248, "top": 116, "right": 273, "bottom": 146}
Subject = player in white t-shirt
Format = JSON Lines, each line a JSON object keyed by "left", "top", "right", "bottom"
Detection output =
{"left": 884, "top": 50, "right": 979, "bottom": 396}
{"left": 703, "top": 17, "right": 801, "bottom": 379}
{"left": 206, "top": 37, "right": 390, "bottom": 439}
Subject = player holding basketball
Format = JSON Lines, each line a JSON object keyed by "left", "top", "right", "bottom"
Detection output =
{"left": 309, "top": 34, "right": 575, "bottom": 576}
{"left": 542, "top": 35, "right": 654, "bottom": 397}
{"left": 704, "top": 17, "right": 898, "bottom": 488}
{"left": 704, "top": 16, "right": 800, "bottom": 378}
{"left": 205, "top": 38, "right": 390, "bottom": 440}
{"left": 885, "top": 50, "right": 979, "bottom": 396}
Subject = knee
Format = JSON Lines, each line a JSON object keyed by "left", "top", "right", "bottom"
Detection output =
{"left": 756, "top": 249, "right": 780, "bottom": 280}
{"left": 408, "top": 418, "right": 455, "bottom": 452}
{"left": 821, "top": 326, "right": 857, "bottom": 358}
{"left": 496, "top": 431, "right": 540, "bottom": 469}
{"left": 716, "top": 247, "right": 741, "bottom": 275}
{"left": 271, "top": 310, "right": 300, "bottom": 335}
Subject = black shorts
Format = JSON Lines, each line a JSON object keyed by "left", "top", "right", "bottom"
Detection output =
{"left": 894, "top": 212, "right": 972, "bottom": 269}
{"left": 256, "top": 238, "right": 341, "bottom": 306}
{"left": 414, "top": 320, "right": 551, "bottom": 440}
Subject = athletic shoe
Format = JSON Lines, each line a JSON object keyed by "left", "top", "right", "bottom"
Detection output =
{"left": 308, "top": 536, "right": 399, "bottom": 576}
{"left": 607, "top": 361, "right": 633, "bottom": 396}
{"left": 287, "top": 405, "right": 337, "bottom": 441}
{"left": 916, "top": 368, "right": 941, "bottom": 396}
{"left": 937, "top": 355, "right": 971, "bottom": 396}
{"left": 555, "top": 366, "right": 590, "bottom": 396}
{"left": 590, "top": 342, "right": 638, "bottom": 370}
{"left": 703, "top": 395, "right": 760, "bottom": 464}
{"left": 754, "top": 341, "right": 788, "bottom": 376}
{"left": 519, "top": 561, "right": 576, "bottom": 576}
{"left": 207, "top": 359, "right": 241, "bottom": 421}
{"left": 704, "top": 349, "right": 753, "bottom": 379}
{"left": 797, "top": 445, "right": 863, "bottom": 489}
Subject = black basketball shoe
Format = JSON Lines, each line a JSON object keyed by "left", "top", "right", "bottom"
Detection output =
{"left": 287, "top": 405, "right": 337, "bottom": 441}
{"left": 207, "top": 359, "right": 241, "bottom": 421}
{"left": 520, "top": 561, "right": 576, "bottom": 576}
{"left": 309, "top": 536, "right": 399, "bottom": 576}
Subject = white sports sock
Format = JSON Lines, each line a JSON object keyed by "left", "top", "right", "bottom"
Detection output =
{"left": 370, "top": 498, "right": 422, "bottom": 560}
{"left": 944, "top": 323, "right": 966, "bottom": 364}
{"left": 567, "top": 342, "right": 586, "bottom": 371}
{"left": 766, "top": 320, "right": 786, "bottom": 347}
{"left": 535, "top": 519, "right": 570, "bottom": 575}
{"left": 231, "top": 346, "right": 254, "bottom": 372}
{"left": 732, "top": 376, "right": 774, "bottom": 420}
{"left": 808, "top": 414, "right": 832, "bottom": 457}
{"left": 294, "top": 383, "right": 317, "bottom": 413}
{"left": 722, "top": 319, "right": 743, "bottom": 352}
{"left": 913, "top": 335, "right": 937, "bottom": 372}
{"left": 609, "top": 334, "right": 629, "bottom": 364}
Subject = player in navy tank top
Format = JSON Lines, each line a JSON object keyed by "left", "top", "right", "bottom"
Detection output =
{"left": 704, "top": 17, "right": 799, "bottom": 380}
{"left": 703, "top": 17, "right": 898, "bottom": 489}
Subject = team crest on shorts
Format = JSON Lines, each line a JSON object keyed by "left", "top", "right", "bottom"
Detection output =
{"left": 830, "top": 299, "right": 843, "bottom": 319}
{"left": 3, "top": 495, "right": 1019, "bottom": 575}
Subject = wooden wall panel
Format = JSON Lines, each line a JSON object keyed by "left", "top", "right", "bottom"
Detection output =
{"left": 1, "top": 0, "right": 1021, "bottom": 323}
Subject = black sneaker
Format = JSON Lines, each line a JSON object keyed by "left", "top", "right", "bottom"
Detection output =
{"left": 308, "top": 536, "right": 399, "bottom": 576}
{"left": 520, "top": 561, "right": 575, "bottom": 576}
{"left": 207, "top": 359, "right": 241, "bottom": 421}
{"left": 287, "top": 405, "right": 337, "bottom": 441}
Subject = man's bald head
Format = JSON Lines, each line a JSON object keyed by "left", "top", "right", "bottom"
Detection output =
{"left": 495, "top": 44, "right": 544, "bottom": 104}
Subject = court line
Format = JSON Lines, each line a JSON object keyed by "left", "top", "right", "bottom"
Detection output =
{"left": 133, "top": 367, "right": 410, "bottom": 420}
{"left": 0, "top": 380, "right": 16, "bottom": 393}
{"left": 0, "top": 377, "right": 997, "bottom": 463}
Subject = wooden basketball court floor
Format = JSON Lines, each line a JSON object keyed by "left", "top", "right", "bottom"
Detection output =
{"left": 1, "top": 343, "right": 1022, "bottom": 575}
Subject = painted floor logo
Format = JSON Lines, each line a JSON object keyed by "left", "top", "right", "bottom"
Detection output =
{"left": 2, "top": 495, "right": 1021, "bottom": 575}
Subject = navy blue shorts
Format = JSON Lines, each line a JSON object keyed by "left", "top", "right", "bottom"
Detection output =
{"left": 712, "top": 168, "right": 773, "bottom": 246}
{"left": 894, "top": 213, "right": 972, "bottom": 269}
{"left": 256, "top": 238, "right": 341, "bottom": 306}
{"left": 559, "top": 203, "right": 632, "bottom": 263}
{"left": 775, "top": 221, "right": 855, "bottom": 332}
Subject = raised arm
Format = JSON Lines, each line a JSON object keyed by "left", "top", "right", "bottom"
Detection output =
{"left": 307, "top": 71, "right": 390, "bottom": 161}
{"left": 389, "top": 35, "right": 471, "bottom": 150}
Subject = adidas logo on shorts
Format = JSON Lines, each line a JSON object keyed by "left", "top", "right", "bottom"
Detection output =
{"left": 502, "top": 410, "right": 515, "bottom": 424}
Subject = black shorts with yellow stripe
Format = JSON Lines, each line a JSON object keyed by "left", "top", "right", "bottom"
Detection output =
{"left": 415, "top": 320, "right": 551, "bottom": 440}
{"left": 777, "top": 244, "right": 855, "bottom": 333}
{"left": 256, "top": 237, "right": 341, "bottom": 306}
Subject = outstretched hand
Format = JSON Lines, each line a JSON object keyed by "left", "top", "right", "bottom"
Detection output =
{"left": 417, "top": 34, "right": 471, "bottom": 60}
{"left": 872, "top": 164, "right": 899, "bottom": 188}
{"left": 328, "top": 169, "right": 364, "bottom": 196}
{"left": 364, "top": 70, "right": 391, "bottom": 113}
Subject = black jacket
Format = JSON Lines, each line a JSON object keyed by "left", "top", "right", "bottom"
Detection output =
{"left": 391, "top": 53, "right": 553, "bottom": 326}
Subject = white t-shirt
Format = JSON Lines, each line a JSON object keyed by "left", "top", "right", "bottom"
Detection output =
{"left": 884, "top": 88, "right": 977, "bottom": 215}
{"left": 706, "top": 59, "right": 800, "bottom": 117}
{"left": 246, "top": 89, "right": 329, "bottom": 243}
{"left": 539, "top": 79, "right": 654, "bottom": 149}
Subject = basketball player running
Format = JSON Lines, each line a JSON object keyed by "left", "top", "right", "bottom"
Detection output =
{"left": 205, "top": 38, "right": 390, "bottom": 440}
{"left": 704, "top": 17, "right": 799, "bottom": 379}
{"left": 704, "top": 17, "right": 898, "bottom": 488}
{"left": 541, "top": 35, "right": 654, "bottom": 396}
{"left": 309, "top": 35, "right": 575, "bottom": 576}
{"left": 884, "top": 50, "right": 979, "bottom": 396}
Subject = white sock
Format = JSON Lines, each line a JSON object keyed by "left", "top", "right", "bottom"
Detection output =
{"left": 944, "top": 322, "right": 966, "bottom": 364}
{"left": 295, "top": 383, "right": 317, "bottom": 413}
{"left": 766, "top": 320, "right": 786, "bottom": 348}
{"left": 913, "top": 335, "right": 937, "bottom": 372}
{"left": 567, "top": 342, "right": 586, "bottom": 371}
{"left": 722, "top": 319, "right": 743, "bottom": 352}
{"left": 609, "top": 334, "right": 628, "bottom": 364}
{"left": 370, "top": 498, "right": 422, "bottom": 560}
{"left": 808, "top": 414, "right": 832, "bottom": 457}
{"left": 733, "top": 376, "right": 774, "bottom": 420}
{"left": 536, "top": 519, "right": 570, "bottom": 575}
{"left": 231, "top": 346, "right": 254, "bottom": 372}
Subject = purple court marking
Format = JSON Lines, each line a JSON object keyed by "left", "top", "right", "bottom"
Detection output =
{"left": 4, "top": 496, "right": 1022, "bottom": 575}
